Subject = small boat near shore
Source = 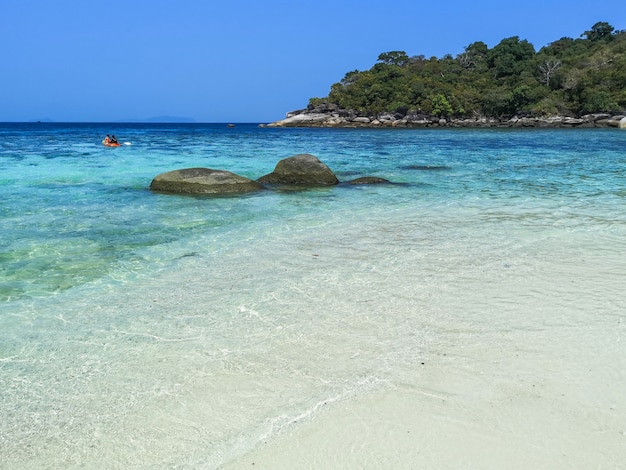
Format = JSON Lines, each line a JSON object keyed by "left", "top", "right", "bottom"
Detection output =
{"left": 102, "top": 134, "right": 123, "bottom": 147}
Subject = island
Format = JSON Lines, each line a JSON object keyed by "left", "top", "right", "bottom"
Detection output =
{"left": 266, "top": 22, "right": 626, "bottom": 129}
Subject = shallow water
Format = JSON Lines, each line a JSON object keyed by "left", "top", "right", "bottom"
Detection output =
{"left": 1, "top": 123, "right": 625, "bottom": 468}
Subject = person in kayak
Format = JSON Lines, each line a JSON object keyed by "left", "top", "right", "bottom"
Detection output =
{"left": 110, "top": 135, "right": 118, "bottom": 144}
{"left": 104, "top": 134, "right": 111, "bottom": 144}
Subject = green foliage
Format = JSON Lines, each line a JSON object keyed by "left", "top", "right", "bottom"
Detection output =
{"left": 431, "top": 94, "right": 453, "bottom": 117}
{"left": 315, "top": 23, "right": 626, "bottom": 119}
{"left": 583, "top": 22, "right": 615, "bottom": 42}
{"left": 580, "top": 89, "right": 619, "bottom": 113}
{"left": 377, "top": 51, "right": 410, "bottom": 67}
{"left": 308, "top": 97, "right": 326, "bottom": 107}
{"left": 488, "top": 36, "right": 536, "bottom": 79}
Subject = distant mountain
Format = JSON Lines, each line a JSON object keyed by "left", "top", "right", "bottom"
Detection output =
{"left": 119, "top": 116, "right": 196, "bottom": 123}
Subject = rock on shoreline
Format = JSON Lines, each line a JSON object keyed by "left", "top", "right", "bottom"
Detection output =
{"left": 264, "top": 105, "right": 626, "bottom": 129}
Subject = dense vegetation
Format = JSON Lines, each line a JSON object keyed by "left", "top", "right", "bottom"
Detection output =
{"left": 309, "top": 22, "right": 626, "bottom": 119}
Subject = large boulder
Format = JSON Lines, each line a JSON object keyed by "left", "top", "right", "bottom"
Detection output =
{"left": 257, "top": 154, "right": 339, "bottom": 186}
{"left": 150, "top": 168, "right": 264, "bottom": 195}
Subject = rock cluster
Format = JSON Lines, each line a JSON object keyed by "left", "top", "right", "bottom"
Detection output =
{"left": 150, "top": 154, "right": 389, "bottom": 196}
{"left": 264, "top": 104, "right": 626, "bottom": 129}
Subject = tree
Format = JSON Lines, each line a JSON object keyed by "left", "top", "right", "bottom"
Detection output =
{"left": 431, "top": 94, "right": 453, "bottom": 117}
{"left": 377, "top": 51, "right": 410, "bottom": 67}
{"left": 459, "top": 41, "right": 489, "bottom": 70}
{"left": 581, "top": 89, "right": 618, "bottom": 113}
{"left": 583, "top": 22, "right": 615, "bottom": 42}
{"left": 508, "top": 85, "right": 534, "bottom": 114}
{"left": 488, "top": 36, "right": 536, "bottom": 79}
{"left": 538, "top": 59, "right": 562, "bottom": 86}
{"left": 481, "top": 88, "right": 510, "bottom": 117}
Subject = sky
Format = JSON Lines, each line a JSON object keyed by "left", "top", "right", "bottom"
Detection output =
{"left": 1, "top": 0, "right": 625, "bottom": 123}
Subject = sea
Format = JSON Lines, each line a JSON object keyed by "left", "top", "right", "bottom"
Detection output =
{"left": 1, "top": 122, "right": 625, "bottom": 469}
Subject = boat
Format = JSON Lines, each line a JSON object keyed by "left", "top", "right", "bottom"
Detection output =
{"left": 102, "top": 140, "right": 121, "bottom": 147}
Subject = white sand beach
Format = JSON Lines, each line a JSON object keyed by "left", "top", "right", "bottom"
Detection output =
{"left": 224, "top": 236, "right": 626, "bottom": 469}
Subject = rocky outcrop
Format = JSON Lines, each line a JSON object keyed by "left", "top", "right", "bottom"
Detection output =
{"left": 150, "top": 168, "right": 264, "bottom": 195}
{"left": 257, "top": 154, "right": 339, "bottom": 186}
{"left": 151, "top": 156, "right": 391, "bottom": 196}
{"left": 264, "top": 104, "right": 626, "bottom": 129}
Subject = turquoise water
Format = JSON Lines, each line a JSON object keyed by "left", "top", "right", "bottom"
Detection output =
{"left": 1, "top": 123, "right": 625, "bottom": 468}
{"left": 2, "top": 124, "right": 623, "bottom": 301}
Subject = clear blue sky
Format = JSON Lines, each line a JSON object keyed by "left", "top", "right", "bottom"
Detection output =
{"left": 2, "top": 0, "right": 624, "bottom": 123}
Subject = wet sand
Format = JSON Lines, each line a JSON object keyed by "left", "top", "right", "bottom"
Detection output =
{"left": 224, "top": 244, "right": 626, "bottom": 469}
{"left": 225, "top": 328, "right": 625, "bottom": 469}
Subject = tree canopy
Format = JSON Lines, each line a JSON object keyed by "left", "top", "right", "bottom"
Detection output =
{"left": 310, "top": 22, "right": 626, "bottom": 119}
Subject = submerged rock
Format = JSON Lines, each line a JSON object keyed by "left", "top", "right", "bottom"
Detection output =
{"left": 150, "top": 168, "right": 264, "bottom": 195}
{"left": 258, "top": 154, "right": 339, "bottom": 186}
{"left": 347, "top": 176, "right": 391, "bottom": 185}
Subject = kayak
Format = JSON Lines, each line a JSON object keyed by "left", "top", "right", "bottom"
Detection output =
{"left": 102, "top": 140, "right": 121, "bottom": 147}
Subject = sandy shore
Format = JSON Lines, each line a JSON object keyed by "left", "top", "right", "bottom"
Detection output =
{"left": 224, "top": 332, "right": 625, "bottom": 469}
{"left": 223, "top": 252, "right": 626, "bottom": 469}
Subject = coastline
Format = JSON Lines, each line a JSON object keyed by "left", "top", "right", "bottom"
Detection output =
{"left": 264, "top": 106, "right": 626, "bottom": 129}
{"left": 225, "top": 331, "right": 626, "bottom": 470}
{"left": 223, "top": 238, "right": 626, "bottom": 469}
{"left": 2, "top": 125, "right": 625, "bottom": 469}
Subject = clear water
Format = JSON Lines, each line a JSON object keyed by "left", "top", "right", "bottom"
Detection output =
{"left": 1, "top": 123, "right": 625, "bottom": 468}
